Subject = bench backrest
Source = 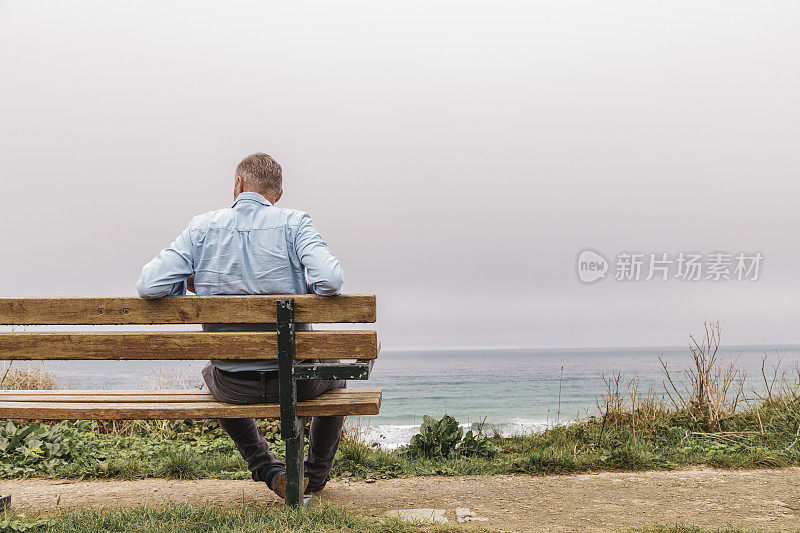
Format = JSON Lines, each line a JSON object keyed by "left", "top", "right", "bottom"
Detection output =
{"left": 0, "top": 295, "right": 378, "bottom": 362}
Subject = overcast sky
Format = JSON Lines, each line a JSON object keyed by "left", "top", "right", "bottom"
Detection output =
{"left": 0, "top": 1, "right": 798, "bottom": 350}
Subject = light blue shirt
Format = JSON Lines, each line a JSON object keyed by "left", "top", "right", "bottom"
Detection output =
{"left": 136, "top": 191, "right": 344, "bottom": 372}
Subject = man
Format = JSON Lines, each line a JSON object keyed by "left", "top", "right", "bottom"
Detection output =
{"left": 136, "top": 153, "right": 345, "bottom": 498}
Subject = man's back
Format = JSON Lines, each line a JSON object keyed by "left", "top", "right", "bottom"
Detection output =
{"left": 137, "top": 192, "right": 343, "bottom": 299}
{"left": 190, "top": 192, "right": 309, "bottom": 296}
{"left": 136, "top": 191, "right": 344, "bottom": 371}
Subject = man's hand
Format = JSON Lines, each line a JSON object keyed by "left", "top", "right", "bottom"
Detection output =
{"left": 186, "top": 274, "right": 196, "bottom": 294}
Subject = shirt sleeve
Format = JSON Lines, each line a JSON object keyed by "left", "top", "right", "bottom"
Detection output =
{"left": 136, "top": 226, "right": 194, "bottom": 299}
{"left": 294, "top": 213, "right": 344, "bottom": 296}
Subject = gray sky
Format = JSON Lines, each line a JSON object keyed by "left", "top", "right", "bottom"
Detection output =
{"left": 1, "top": 1, "right": 798, "bottom": 350}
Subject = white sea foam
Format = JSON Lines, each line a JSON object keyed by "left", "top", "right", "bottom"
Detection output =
{"left": 359, "top": 424, "right": 421, "bottom": 450}
{"left": 494, "top": 418, "right": 552, "bottom": 436}
{"left": 354, "top": 418, "right": 552, "bottom": 450}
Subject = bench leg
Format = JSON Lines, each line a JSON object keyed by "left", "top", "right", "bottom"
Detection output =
{"left": 284, "top": 416, "right": 306, "bottom": 507}
{"left": 277, "top": 298, "right": 304, "bottom": 507}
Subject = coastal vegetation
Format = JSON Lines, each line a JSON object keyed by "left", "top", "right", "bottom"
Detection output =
{"left": 0, "top": 322, "right": 798, "bottom": 483}
{"left": 335, "top": 322, "right": 800, "bottom": 479}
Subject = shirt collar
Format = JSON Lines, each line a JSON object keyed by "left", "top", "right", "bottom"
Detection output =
{"left": 232, "top": 191, "right": 273, "bottom": 208}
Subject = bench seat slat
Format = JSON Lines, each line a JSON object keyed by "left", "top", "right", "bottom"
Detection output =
{"left": 0, "top": 389, "right": 375, "bottom": 403}
{"left": 0, "top": 331, "right": 379, "bottom": 360}
{"left": 0, "top": 295, "right": 376, "bottom": 325}
{"left": 0, "top": 394, "right": 216, "bottom": 402}
{"left": 0, "top": 390, "right": 213, "bottom": 396}
{"left": 0, "top": 389, "right": 381, "bottom": 419}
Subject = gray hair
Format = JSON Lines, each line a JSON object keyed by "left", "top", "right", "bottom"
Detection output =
{"left": 235, "top": 153, "right": 282, "bottom": 195}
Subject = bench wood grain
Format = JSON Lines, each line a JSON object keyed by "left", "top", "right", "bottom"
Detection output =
{"left": 0, "top": 295, "right": 376, "bottom": 325}
{"left": 0, "top": 388, "right": 382, "bottom": 419}
{"left": 0, "top": 331, "right": 379, "bottom": 360}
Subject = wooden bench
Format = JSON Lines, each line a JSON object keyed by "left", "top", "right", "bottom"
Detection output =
{"left": 0, "top": 294, "right": 381, "bottom": 506}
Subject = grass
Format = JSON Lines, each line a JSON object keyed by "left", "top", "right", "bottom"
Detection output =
{"left": 330, "top": 392, "right": 800, "bottom": 480}
{"left": 0, "top": 503, "right": 475, "bottom": 532}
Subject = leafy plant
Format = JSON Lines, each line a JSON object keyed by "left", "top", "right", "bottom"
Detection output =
{"left": 404, "top": 415, "right": 500, "bottom": 460}
{"left": 405, "top": 415, "right": 463, "bottom": 458}
{"left": 0, "top": 421, "right": 98, "bottom": 478}
{"left": 458, "top": 429, "right": 500, "bottom": 458}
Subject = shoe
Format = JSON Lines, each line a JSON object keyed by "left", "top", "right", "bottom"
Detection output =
{"left": 270, "top": 471, "right": 310, "bottom": 500}
{"left": 304, "top": 483, "right": 325, "bottom": 495}
{"left": 305, "top": 473, "right": 329, "bottom": 494}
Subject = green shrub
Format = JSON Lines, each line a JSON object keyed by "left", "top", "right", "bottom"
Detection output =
{"left": 458, "top": 430, "right": 500, "bottom": 458}
{"left": 404, "top": 415, "right": 501, "bottom": 460}
{"left": 0, "top": 421, "right": 98, "bottom": 478}
{"left": 405, "top": 415, "right": 462, "bottom": 459}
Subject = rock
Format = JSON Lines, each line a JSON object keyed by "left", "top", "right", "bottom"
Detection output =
{"left": 455, "top": 508, "right": 488, "bottom": 523}
{"left": 456, "top": 508, "right": 473, "bottom": 523}
{"left": 384, "top": 509, "right": 448, "bottom": 524}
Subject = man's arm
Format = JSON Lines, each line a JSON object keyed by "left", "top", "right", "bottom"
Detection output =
{"left": 295, "top": 214, "right": 344, "bottom": 295}
{"left": 136, "top": 226, "right": 194, "bottom": 299}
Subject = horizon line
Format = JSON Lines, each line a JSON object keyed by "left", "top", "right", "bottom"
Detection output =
{"left": 381, "top": 341, "right": 800, "bottom": 353}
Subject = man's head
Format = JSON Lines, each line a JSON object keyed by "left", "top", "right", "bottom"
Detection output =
{"left": 234, "top": 153, "right": 283, "bottom": 203}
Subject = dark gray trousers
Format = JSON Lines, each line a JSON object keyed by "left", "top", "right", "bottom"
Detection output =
{"left": 201, "top": 363, "right": 345, "bottom": 489}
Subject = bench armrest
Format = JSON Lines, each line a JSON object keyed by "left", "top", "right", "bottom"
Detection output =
{"left": 292, "top": 359, "right": 375, "bottom": 381}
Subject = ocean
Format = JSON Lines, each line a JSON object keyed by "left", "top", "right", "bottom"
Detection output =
{"left": 12, "top": 345, "right": 800, "bottom": 449}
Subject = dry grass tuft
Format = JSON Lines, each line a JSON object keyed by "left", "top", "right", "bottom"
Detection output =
{"left": 0, "top": 364, "right": 57, "bottom": 390}
{"left": 659, "top": 320, "right": 745, "bottom": 429}
{"left": 597, "top": 372, "right": 666, "bottom": 438}
{"left": 94, "top": 366, "right": 206, "bottom": 437}
{"left": 341, "top": 416, "right": 371, "bottom": 448}
{"left": 597, "top": 321, "right": 754, "bottom": 435}
{"left": 147, "top": 365, "right": 204, "bottom": 391}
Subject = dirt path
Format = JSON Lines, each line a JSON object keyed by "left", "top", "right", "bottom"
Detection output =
{"left": 2, "top": 468, "right": 800, "bottom": 531}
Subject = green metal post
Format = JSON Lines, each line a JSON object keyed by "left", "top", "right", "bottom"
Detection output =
{"left": 277, "top": 298, "right": 304, "bottom": 507}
